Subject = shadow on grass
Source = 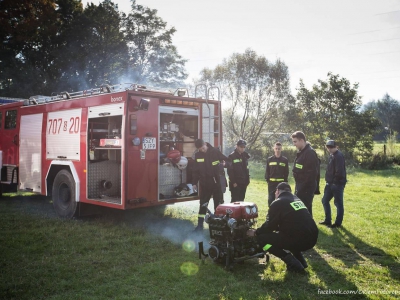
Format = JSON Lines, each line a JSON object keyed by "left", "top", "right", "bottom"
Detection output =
{"left": 89, "top": 203, "right": 208, "bottom": 249}
{"left": 331, "top": 226, "right": 400, "bottom": 282}
{"left": 0, "top": 194, "right": 56, "bottom": 217}
{"left": 306, "top": 225, "right": 400, "bottom": 297}
{"left": 4, "top": 194, "right": 396, "bottom": 298}
{"left": 196, "top": 246, "right": 368, "bottom": 299}
{"left": 307, "top": 247, "right": 367, "bottom": 299}
{"left": 0, "top": 194, "right": 206, "bottom": 250}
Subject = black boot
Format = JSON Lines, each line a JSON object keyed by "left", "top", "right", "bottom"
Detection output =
{"left": 282, "top": 253, "right": 305, "bottom": 273}
{"left": 293, "top": 252, "right": 308, "bottom": 268}
{"left": 194, "top": 217, "right": 204, "bottom": 232}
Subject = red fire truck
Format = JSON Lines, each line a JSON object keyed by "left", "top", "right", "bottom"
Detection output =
{"left": 0, "top": 83, "right": 222, "bottom": 218}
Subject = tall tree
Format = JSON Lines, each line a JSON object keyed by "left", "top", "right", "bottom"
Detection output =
{"left": 198, "top": 48, "right": 291, "bottom": 153}
{"left": 363, "top": 94, "right": 400, "bottom": 134}
{"left": 0, "top": 0, "right": 83, "bottom": 97}
{"left": 122, "top": 0, "right": 187, "bottom": 88}
{"left": 1, "top": 0, "right": 188, "bottom": 96}
{"left": 54, "top": 0, "right": 128, "bottom": 92}
{"left": 294, "top": 72, "right": 380, "bottom": 158}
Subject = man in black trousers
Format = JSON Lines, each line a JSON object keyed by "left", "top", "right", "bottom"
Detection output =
{"left": 291, "top": 131, "right": 319, "bottom": 216}
{"left": 319, "top": 140, "right": 347, "bottom": 228}
{"left": 192, "top": 139, "right": 230, "bottom": 231}
{"left": 247, "top": 182, "right": 318, "bottom": 273}
{"left": 228, "top": 139, "right": 250, "bottom": 202}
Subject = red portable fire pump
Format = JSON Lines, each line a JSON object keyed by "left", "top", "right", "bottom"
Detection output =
{"left": 198, "top": 202, "right": 269, "bottom": 270}
{"left": 0, "top": 83, "right": 221, "bottom": 218}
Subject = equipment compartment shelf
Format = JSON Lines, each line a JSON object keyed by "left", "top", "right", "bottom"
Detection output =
{"left": 159, "top": 140, "right": 192, "bottom": 143}
{"left": 95, "top": 147, "right": 121, "bottom": 150}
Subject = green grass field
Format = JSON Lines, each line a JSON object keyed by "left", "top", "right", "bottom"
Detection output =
{"left": 373, "top": 142, "right": 400, "bottom": 156}
{"left": 1, "top": 163, "right": 400, "bottom": 299}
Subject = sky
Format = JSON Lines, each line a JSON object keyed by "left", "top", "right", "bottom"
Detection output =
{"left": 85, "top": 0, "right": 400, "bottom": 104}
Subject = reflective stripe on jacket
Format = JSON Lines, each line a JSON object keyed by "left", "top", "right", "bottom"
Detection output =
{"left": 192, "top": 143, "right": 230, "bottom": 186}
{"left": 265, "top": 155, "right": 289, "bottom": 183}
{"left": 227, "top": 149, "right": 250, "bottom": 186}
{"left": 292, "top": 143, "right": 319, "bottom": 185}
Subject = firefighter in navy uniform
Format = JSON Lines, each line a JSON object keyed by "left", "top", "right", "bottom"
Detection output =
{"left": 319, "top": 140, "right": 347, "bottom": 228}
{"left": 192, "top": 139, "right": 230, "bottom": 231}
{"left": 227, "top": 139, "right": 250, "bottom": 202}
{"left": 247, "top": 182, "right": 318, "bottom": 273}
{"left": 291, "top": 131, "right": 319, "bottom": 216}
{"left": 265, "top": 142, "right": 289, "bottom": 206}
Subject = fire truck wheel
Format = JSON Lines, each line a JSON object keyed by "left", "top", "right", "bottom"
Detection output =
{"left": 52, "top": 170, "right": 77, "bottom": 219}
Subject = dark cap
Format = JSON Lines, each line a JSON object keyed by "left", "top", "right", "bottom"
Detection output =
{"left": 276, "top": 182, "right": 292, "bottom": 192}
{"left": 237, "top": 139, "right": 247, "bottom": 146}
{"left": 195, "top": 139, "right": 205, "bottom": 149}
{"left": 326, "top": 140, "right": 337, "bottom": 147}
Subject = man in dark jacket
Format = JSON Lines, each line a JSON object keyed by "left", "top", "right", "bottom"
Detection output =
{"left": 247, "top": 182, "right": 318, "bottom": 273}
{"left": 228, "top": 139, "right": 250, "bottom": 202}
{"left": 291, "top": 131, "right": 319, "bottom": 216}
{"left": 319, "top": 140, "right": 347, "bottom": 228}
{"left": 192, "top": 139, "right": 230, "bottom": 231}
{"left": 265, "top": 142, "right": 289, "bottom": 206}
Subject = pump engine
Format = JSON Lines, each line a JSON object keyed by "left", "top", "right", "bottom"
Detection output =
{"left": 198, "top": 202, "right": 269, "bottom": 269}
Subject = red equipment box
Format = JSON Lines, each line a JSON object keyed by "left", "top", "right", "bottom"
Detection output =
{"left": 215, "top": 202, "right": 258, "bottom": 220}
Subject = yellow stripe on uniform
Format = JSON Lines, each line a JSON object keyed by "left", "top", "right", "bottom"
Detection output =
{"left": 295, "top": 163, "right": 303, "bottom": 169}
{"left": 269, "top": 162, "right": 277, "bottom": 166}
{"left": 233, "top": 159, "right": 242, "bottom": 163}
{"left": 279, "top": 162, "right": 286, "bottom": 167}
{"left": 197, "top": 158, "right": 205, "bottom": 162}
{"left": 270, "top": 178, "right": 284, "bottom": 182}
{"left": 212, "top": 161, "right": 219, "bottom": 166}
{"left": 263, "top": 244, "right": 272, "bottom": 251}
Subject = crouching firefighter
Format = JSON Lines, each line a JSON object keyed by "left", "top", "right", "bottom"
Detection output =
{"left": 192, "top": 139, "right": 230, "bottom": 231}
{"left": 247, "top": 182, "right": 318, "bottom": 273}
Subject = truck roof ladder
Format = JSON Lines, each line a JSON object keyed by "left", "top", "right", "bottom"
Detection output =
{"left": 25, "top": 83, "right": 173, "bottom": 106}
{"left": 195, "top": 83, "right": 221, "bottom": 148}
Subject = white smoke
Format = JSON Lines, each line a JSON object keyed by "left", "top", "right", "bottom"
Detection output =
{"left": 112, "top": 200, "right": 212, "bottom": 252}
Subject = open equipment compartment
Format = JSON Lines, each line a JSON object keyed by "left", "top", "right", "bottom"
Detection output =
{"left": 87, "top": 103, "right": 124, "bottom": 204}
{"left": 158, "top": 106, "right": 199, "bottom": 200}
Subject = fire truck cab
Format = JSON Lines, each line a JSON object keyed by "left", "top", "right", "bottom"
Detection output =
{"left": 0, "top": 84, "right": 222, "bottom": 218}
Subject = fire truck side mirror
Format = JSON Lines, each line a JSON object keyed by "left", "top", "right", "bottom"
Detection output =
{"left": 129, "top": 98, "right": 150, "bottom": 111}
{"left": 138, "top": 98, "right": 150, "bottom": 111}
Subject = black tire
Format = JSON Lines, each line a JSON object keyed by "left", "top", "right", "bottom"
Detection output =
{"left": 52, "top": 170, "right": 77, "bottom": 219}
